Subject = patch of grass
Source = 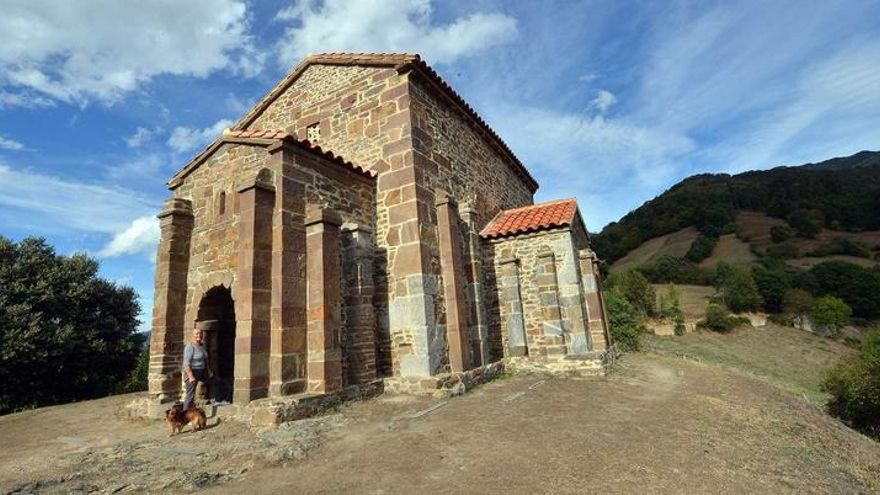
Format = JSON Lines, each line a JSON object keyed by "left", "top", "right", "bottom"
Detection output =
{"left": 642, "top": 324, "right": 854, "bottom": 403}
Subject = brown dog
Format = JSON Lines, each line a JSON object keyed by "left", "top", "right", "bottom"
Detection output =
{"left": 165, "top": 404, "right": 207, "bottom": 436}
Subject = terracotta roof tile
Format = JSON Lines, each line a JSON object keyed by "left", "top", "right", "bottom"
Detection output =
{"left": 479, "top": 199, "right": 579, "bottom": 239}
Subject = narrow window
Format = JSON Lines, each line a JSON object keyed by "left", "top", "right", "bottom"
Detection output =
{"left": 307, "top": 122, "right": 320, "bottom": 142}
{"left": 218, "top": 191, "right": 226, "bottom": 216}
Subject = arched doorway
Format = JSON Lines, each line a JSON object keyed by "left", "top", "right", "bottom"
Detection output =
{"left": 196, "top": 286, "right": 235, "bottom": 403}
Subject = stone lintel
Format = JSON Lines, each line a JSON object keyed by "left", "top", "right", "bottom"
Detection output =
{"left": 305, "top": 208, "right": 343, "bottom": 227}
{"left": 578, "top": 248, "right": 597, "bottom": 260}
{"left": 536, "top": 250, "right": 556, "bottom": 259}
{"left": 237, "top": 179, "right": 276, "bottom": 195}
{"left": 434, "top": 189, "right": 456, "bottom": 208}
{"left": 157, "top": 197, "right": 193, "bottom": 219}
{"left": 498, "top": 257, "right": 519, "bottom": 265}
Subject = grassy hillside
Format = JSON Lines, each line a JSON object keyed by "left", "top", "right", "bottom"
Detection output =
{"left": 594, "top": 150, "right": 880, "bottom": 265}
{"left": 610, "top": 210, "right": 880, "bottom": 273}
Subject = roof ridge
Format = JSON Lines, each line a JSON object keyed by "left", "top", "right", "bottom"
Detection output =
{"left": 229, "top": 53, "right": 538, "bottom": 193}
{"left": 168, "top": 128, "right": 374, "bottom": 189}
{"left": 479, "top": 198, "right": 580, "bottom": 239}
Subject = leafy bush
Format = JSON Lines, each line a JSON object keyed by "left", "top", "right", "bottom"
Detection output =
{"left": 765, "top": 242, "right": 800, "bottom": 259}
{"left": 638, "top": 255, "right": 715, "bottom": 285}
{"left": 822, "top": 328, "right": 880, "bottom": 440}
{"left": 810, "top": 296, "right": 852, "bottom": 337}
{"left": 697, "top": 303, "right": 749, "bottom": 333}
{"left": 116, "top": 342, "right": 150, "bottom": 394}
{"left": 809, "top": 237, "right": 873, "bottom": 259}
{"left": 0, "top": 237, "right": 142, "bottom": 414}
{"left": 685, "top": 234, "right": 718, "bottom": 263}
{"left": 604, "top": 291, "right": 646, "bottom": 351}
{"left": 658, "top": 284, "right": 686, "bottom": 336}
{"left": 606, "top": 270, "right": 656, "bottom": 316}
{"left": 787, "top": 208, "right": 824, "bottom": 238}
{"left": 770, "top": 224, "right": 794, "bottom": 243}
{"left": 783, "top": 288, "right": 814, "bottom": 329}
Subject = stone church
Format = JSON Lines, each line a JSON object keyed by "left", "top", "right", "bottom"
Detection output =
{"left": 148, "top": 53, "right": 610, "bottom": 415}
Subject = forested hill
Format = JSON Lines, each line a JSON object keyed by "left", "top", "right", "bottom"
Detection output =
{"left": 592, "top": 150, "right": 880, "bottom": 264}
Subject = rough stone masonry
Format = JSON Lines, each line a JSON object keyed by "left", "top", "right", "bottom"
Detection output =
{"left": 147, "top": 53, "right": 611, "bottom": 418}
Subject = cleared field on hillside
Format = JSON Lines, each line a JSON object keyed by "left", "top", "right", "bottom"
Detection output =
{"left": 612, "top": 226, "right": 698, "bottom": 272}
{"left": 610, "top": 210, "right": 879, "bottom": 273}
{"left": 699, "top": 233, "right": 757, "bottom": 267}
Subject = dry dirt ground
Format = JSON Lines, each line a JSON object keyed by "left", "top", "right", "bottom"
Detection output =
{"left": 3, "top": 331, "right": 880, "bottom": 494}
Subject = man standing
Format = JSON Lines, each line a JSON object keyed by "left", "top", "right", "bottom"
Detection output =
{"left": 183, "top": 327, "right": 212, "bottom": 410}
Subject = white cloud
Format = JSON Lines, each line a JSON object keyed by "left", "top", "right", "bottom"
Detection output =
{"left": 0, "top": 90, "right": 55, "bottom": 109}
{"left": 167, "top": 119, "right": 233, "bottom": 153}
{"left": 0, "top": 163, "right": 158, "bottom": 234}
{"left": 589, "top": 90, "right": 616, "bottom": 114}
{"left": 0, "top": 135, "right": 24, "bottom": 150}
{"left": 125, "top": 127, "right": 156, "bottom": 148}
{"left": 0, "top": 0, "right": 261, "bottom": 105}
{"left": 98, "top": 216, "right": 160, "bottom": 260}
{"left": 276, "top": 0, "right": 518, "bottom": 67}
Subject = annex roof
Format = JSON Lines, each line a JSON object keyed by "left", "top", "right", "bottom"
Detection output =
{"left": 230, "top": 53, "right": 538, "bottom": 193}
{"left": 480, "top": 198, "right": 580, "bottom": 239}
{"left": 168, "top": 129, "right": 373, "bottom": 189}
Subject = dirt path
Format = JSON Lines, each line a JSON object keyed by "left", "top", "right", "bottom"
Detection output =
{"left": 3, "top": 353, "right": 879, "bottom": 494}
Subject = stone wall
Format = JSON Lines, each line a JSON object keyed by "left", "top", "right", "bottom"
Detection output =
{"left": 484, "top": 227, "right": 595, "bottom": 361}
{"left": 148, "top": 140, "right": 375, "bottom": 411}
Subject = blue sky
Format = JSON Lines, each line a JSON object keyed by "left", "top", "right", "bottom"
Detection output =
{"left": 1, "top": 0, "right": 879, "bottom": 330}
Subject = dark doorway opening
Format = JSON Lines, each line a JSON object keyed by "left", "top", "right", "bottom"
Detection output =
{"left": 196, "top": 286, "right": 236, "bottom": 403}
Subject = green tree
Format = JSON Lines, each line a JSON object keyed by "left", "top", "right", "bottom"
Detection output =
{"left": 715, "top": 263, "right": 762, "bottom": 312}
{"left": 770, "top": 224, "right": 794, "bottom": 243}
{"left": 604, "top": 291, "right": 645, "bottom": 351}
{"left": 787, "top": 208, "right": 823, "bottom": 238}
{"left": 810, "top": 296, "right": 851, "bottom": 336}
{"left": 783, "top": 288, "right": 814, "bottom": 329}
{"left": 822, "top": 328, "right": 880, "bottom": 440}
{"left": 606, "top": 270, "right": 656, "bottom": 316}
{"left": 0, "top": 237, "right": 142, "bottom": 414}
{"left": 685, "top": 234, "right": 717, "bottom": 262}
{"left": 751, "top": 263, "right": 792, "bottom": 313}
{"left": 808, "top": 261, "right": 880, "bottom": 318}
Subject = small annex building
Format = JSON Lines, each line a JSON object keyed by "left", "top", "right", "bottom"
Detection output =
{"left": 147, "top": 53, "right": 610, "bottom": 416}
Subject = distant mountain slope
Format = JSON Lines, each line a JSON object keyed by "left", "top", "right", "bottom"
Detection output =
{"left": 593, "top": 150, "right": 880, "bottom": 264}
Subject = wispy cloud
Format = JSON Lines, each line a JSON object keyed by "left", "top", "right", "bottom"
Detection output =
{"left": 125, "top": 127, "right": 156, "bottom": 148}
{"left": 167, "top": 119, "right": 233, "bottom": 153}
{"left": 275, "top": 0, "right": 518, "bottom": 67}
{"left": 0, "top": 135, "right": 24, "bottom": 151}
{"left": 0, "top": 162, "right": 158, "bottom": 234}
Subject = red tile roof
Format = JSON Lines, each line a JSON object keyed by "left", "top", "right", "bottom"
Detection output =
{"left": 230, "top": 53, "right": 538, "bottom": 193}
{"left": 480, "top": 199, "right": 579, "bottom": 239}
{"left": 168, "top": 129, "right": 373, "bottom": 189}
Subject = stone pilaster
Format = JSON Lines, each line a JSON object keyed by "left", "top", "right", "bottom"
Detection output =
{"left": 435, "top": 190, "right": 470, "bottom": 372}
{"left": 556, "top": 245, "right": 592, "bottom": 355}
{"left": 535, "top": 251, "right": 566, "bottom": 359}
{"left": 579, "top": 249, "right": 611, "bottom": 351}
{"left": 459, "top": 203, "right": 490, "bottom": 366}
{"left": 498, "top": 257, "right": 528, "bottom": 357}
{"left": 306, "top": 209, "right": 343, "bottom": 393}
{"left": 342, "top": 224, "right": 377, "bottom": 384}
{"left": 268, "top": 144, "right": 308, "bottom": 397}
{"left": 234, "top": 176, "right": 274, "bottom": 403}
{"left": 147, "top": 198, "right": 193, "bottom": 417}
